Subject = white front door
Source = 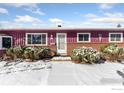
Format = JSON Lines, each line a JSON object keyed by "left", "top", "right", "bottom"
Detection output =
{"left": 56, "top": 33, "right": 67, "bottom": 54}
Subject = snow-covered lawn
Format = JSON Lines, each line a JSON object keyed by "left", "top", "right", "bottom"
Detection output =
{"left": 0, "top": 60, "right": 124, "bottom": 85}
{"left": 0, "top": 60, "right": 52, "bottom": 85}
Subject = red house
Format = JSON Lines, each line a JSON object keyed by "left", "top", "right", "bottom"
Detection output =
{"left": 0, "top": 28, "right": 124, "bottom": 57}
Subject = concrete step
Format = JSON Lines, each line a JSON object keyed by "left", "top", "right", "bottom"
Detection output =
{"left": 51, "top": 56, "right": 72, "bottom": 61}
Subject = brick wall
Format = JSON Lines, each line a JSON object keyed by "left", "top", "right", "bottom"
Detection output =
{"left": 0, "top": 50, "right": 6, "bottom": 57}
{"left": 67, "top": 43, "right": 124, "bottom": 56}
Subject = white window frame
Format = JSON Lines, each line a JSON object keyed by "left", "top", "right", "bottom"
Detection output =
{"left": 0, "top": 36, "right": 12, "bottom": 50}
{"left": 109, "top": 33, "right": 123, "bottom": 43}
{"left": 26, "top": 33, "right": 48, "bottom": 46}
{"left": 77, "top": 33, "right": 91, "bottom": 43}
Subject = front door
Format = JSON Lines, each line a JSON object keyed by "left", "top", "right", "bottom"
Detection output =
{"left": 56, "top": 33, "right": 67, "bottom": 54}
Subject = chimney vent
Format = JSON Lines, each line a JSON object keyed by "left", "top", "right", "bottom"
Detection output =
{"left": 58, "top": 25, "right": 62, "bottom": 27}
{"left": 117, "top": 24, "right": 121, "bottom": 28}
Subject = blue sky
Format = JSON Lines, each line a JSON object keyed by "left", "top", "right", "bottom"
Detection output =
{"left": 0, "top": 3, "right": 124, "bottom": 29}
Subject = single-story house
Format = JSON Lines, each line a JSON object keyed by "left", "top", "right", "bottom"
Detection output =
{"left": 0, "top": 28, "right": 124, "bottom": 57}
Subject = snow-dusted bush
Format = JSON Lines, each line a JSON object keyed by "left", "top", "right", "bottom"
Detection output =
{"left": 4, "top": 46, "right": 52, "bottom": 61}
{"left": 72, "top": 47, "right": 103, "bottom": 64}
{"left": 101, "top": 44, "right": 124, "bottom": 62}
{"left": 23, "top": 47, "right": 51, "bottom": 61}
{"left": 5, "top": 46, "right": 25, "bottom": 60}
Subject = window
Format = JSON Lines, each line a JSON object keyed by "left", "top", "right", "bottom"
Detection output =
{"left": 26, "top": 33, "right": 47, "bottom": 46}
{"left": 0, "top": 36, "right": 12, "bottom": 49}
{"left": 109, "top": 33, "right": 123, "bottom": 42}
{"left": 77, "top": 33, "right": 91, "bottom": 42}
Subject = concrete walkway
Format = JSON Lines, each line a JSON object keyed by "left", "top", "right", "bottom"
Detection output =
{"left": 47, "top": 62, "right": 77, "bottom": 85}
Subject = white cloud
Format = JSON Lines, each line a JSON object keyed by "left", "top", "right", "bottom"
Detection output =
{"left": 99, "top": 3, "right": 115, "bottom": 10}
{"left": 0, "top": 8, "right": 8, "bottom": 14}
{"left": 25, "top": 7, "right": 45, "bottom": 15}
{"left": 85, "top": 12, "right": 124, "bottom": 23}
{"left": 6, "top": 3, "right": 45, "bottom": 15}
{"left": 6, "top": 3, "right": 37, "bottom": 8}
{"left": 0, "top": 20, "right": 46, "bottom": 29}
{"left": 104, "top": 12, "right": 124, "bottom": 18}
{"left": 91, "top": 17, "right": 124, "bottom": 23}
{"left": 91, "top": 12, "right": 124, "bottom": 23}
{"left": 85, "top": 13, "right": 98, "bottom": 18}
{"left": 0, "top": 21, "right": 24, "bottom": 29}
{"left": 49, "top": 18, "right": 63, "bottom": 25}
{"left": 14, "top": 15, "right": 42, "bottom": 23}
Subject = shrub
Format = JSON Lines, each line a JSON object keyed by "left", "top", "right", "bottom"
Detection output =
{"left": 71, "top": 55, "right": 81, "bottom": 63}
{"left": 39, "top": 48, "right": 51, "bottom": 58}
{"left": 100, "top": 44, "right": 111, "bottom": 52}
{"left": 23, "top": 47, "right": 52, "bottom": 61}
{"left": 13, "top": 46, "right": 24, "bottom": 58}
{"left": 72, "top": 47, "right": 103, "bottom": 64}
{"left": 6, "top": 46, "right": 26, "bottom": 60}
{"left": 6, "top": 47, "right": 15, "bottom": 59}
{"left": 101, "top": 44, "right": 124, "bottom": 62}
{"left": 4, "top": 46, "right": 52, "bottom": 61}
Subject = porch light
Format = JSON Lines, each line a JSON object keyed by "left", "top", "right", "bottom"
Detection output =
{"left": 50, "top": 34, "right": 54, "bottom": 45}
{"left": 50, "top": 34, "right": 53, "bottom": 40}
{"left": 98, "top": 34, "right": 102, "bottom": 42}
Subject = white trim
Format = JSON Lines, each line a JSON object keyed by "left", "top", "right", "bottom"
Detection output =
{"left": 25, "top": 33, "right": 48, "bottom": 46}
{"left": 56, "top": 33, "right": 67, "bottom": 54}
{"left": 77, "top": 33, "right": 91, "bottom": 43}
{"left": 109, "top": 32, "right": 123, "bottom": 43}
{"left": 0, "top": 36, "right": 12, "bottom": 50}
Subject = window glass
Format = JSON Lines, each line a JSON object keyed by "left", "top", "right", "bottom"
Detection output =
{"left": 79, "top": 34, "right": 84, "bottom": 41}
{"left": 42, "top": 34, "right": 46, "bottom": 44}
{"left": 110, "top": 33, "right": 122, "bottom": 42}
{"left": 32, "top": 35, "right": 41, "bottom": 44}
{"left": 27, "top": 34, "right": 31, "bottom": 44}
{"left": 2, "top": 37, "right": 12, "bottom": 48}
{"left": 83, "top": 34, "right": 89, "bottom": 41}
{"left": 27, "top": 33, "right": 47, "bottom": 45}
{"left": 110, "top": 34, "right": 116, "bottom": 41}
{"left": 78, "top": 34, "right": 90, "bottom": 42}
{"left": 116, "top": 34, "right": 121, "bottom": 41}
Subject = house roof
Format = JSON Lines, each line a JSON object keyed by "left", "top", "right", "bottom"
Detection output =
{"left": 0, "top": 28, "right": 124, "bottom": 32}
{"left": 0, "top": 34, "right": 11, "bottom": 36}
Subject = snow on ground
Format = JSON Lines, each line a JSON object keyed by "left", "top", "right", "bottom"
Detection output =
{"left": 47, "top": 61, "right": 77, "bottom": 85}
{"left": 74, "top": 62, "right": 124, "bottom": 85}
{"left": 0, "top": 60, "right": 52, "bottom": 85}
{"left": 0, "top": 60, "right": 124, "bottom": 85}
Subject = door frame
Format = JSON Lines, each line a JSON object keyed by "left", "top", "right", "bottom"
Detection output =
{"left": 56, "top": 33, "right": 67, "bottom": 54}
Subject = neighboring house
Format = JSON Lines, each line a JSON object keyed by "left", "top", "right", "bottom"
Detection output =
{"left": 0, "top": 28, "right": 124, "bottom": 57}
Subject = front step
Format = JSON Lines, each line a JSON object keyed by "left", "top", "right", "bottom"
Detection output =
{"left": 51, "top": 56, "right": 72, "bottom": 61}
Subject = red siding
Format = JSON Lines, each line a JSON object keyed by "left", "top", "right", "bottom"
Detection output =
{"left": 1, "top": 29, "right": 124, "bottom": 45}
{"left": 0, "top": 29, "right": 124, "bottom": 56}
